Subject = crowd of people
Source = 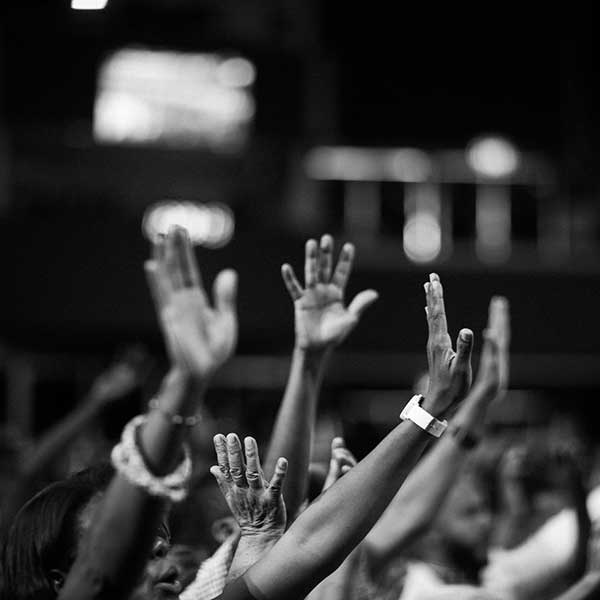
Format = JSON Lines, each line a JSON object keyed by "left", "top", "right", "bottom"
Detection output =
{"left": 1, "top": 228, "right": 599, "bottom": 600}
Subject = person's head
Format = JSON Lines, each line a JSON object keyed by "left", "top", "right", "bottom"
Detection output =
{"left": 434, "top": 472, "right": 493, "bottom": 567}
{"left": 1, "top": 464, "right": 181, "bottom": 600}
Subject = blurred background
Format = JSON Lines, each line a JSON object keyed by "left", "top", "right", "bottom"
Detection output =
{"left": 0, "top": 3, "right": 599, "bottom": 451}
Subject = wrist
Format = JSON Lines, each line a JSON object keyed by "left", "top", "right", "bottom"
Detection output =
{"left": 420, "top": 391, "right": 451, "bottom": 419}
{"left": 293, "top": 345, "right": 331, "bottom": 373}
{"left": 158, "top": 368, "right": 205, "bottom": 416}
{"left": 239, "top": 528, "right": 283, "bottom": 546}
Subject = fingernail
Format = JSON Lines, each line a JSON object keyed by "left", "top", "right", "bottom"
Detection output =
{"left": 460, "top": 329, "right": 473, "bottom": 341}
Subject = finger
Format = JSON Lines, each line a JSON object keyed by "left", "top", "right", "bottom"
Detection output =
{"left": 332, "top": 449, "right": 357, "bottom": 469}
{"left": 347, "top": 289, "right": 379, "bottom": 318}
{"left": 490, "top": 296, "right": 510, "bottom": 389}
{"left": 424, "top": 282, "right": 432, "bottom": 316}
{"left": 427, "top": 272, "right": 449, "bottom": 340}
{"left": 210, "top": 465, "right": 231, "bottom": 497}
{"left": 268, "top": 457, "right": 288, "bottom": 503}
{"left": 213, "top": 269, "right": 237, "bottom": 316}
{"left": 227, "top": 433, "right": 247, "bottom": 487}
{"left": 281, "top": 264, "right": 303, "bottom": 301}
{"left": 144, "top": 260, "right": 170, "bottom": 314}
{"left": 479, "top": 328, "right": 500, "bottom": 377}
{"left": 213, "top": 434, "right": 232, "bottom": 482}
{"left": 331, "top": 243, "right": 355, "bottom": 291}
{"left": 453, "top": 328, "right": 474, "bottom": 374}
{"left": 323, "top": 458, "right": 341, "bottom": 491}
{"left": 318, "top": 234, "right": 334, "bottom": 283}
{"left": 152, "top": 234, "right": 167, "bottom": 265}
{"left": 173, "top": 226, "right": 201, "bottom": 289}
{"left": 331, "top": 436, "right": 345, "bottom": 452}
{"left": 244, "top": 437, "right": 264, "bottom": 491}
{"left": 491, "top": 296, "right": 510, "bottom": 349}
{"left": 165, "top": 227, "right": 186, "bottom": 291}
{"left": 304, "top": 239, "right": 318, "bottom": 288}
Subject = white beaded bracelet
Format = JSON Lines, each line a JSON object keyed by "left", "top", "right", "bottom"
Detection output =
{"left": 111, "top": 415, "right": 192, "bottom": 503}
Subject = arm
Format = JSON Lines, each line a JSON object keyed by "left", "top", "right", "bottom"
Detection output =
{"left": 59, "top": 227, "right": 238, "bottom": 600}
{"left": 22, "top": 350, "right": 145, "bottom": 479}
{"left": 265, "top": 235, "right": 377, "bottom": 519}
{"left": 1, "top": 352, "right": 147, "bottom": 531}
{"left": 305, "top": 438, "right": 361, "bottom": 600}
{"left": 365, "top": 295, "right": 509, "bottom": 566}
{"left": 237, "top": 285, "right": 496, "bottom": 600}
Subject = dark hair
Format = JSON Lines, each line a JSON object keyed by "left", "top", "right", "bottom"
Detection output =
{"left": 1, "top": 463, "right": 113, "bottom": 600}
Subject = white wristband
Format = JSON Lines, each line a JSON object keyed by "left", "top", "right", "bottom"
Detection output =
{"left": 400, "top": 394, "right": 448, "bottom": 438}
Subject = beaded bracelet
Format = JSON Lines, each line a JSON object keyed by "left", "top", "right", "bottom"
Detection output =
{"left": 111, "top": 415, "right": 192, "bottom": 502}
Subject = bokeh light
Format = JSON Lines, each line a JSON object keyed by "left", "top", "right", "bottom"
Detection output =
{"left": 143, "top": 201, "right": 235, "bottom": 248}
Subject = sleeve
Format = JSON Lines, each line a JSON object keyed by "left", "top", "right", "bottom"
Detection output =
{"left": 213, "top": 576, "right": 263, "bottom": 600}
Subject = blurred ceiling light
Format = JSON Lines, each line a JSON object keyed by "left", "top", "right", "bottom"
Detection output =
{"left": 403, "top": 213, "right": 442, "bottom": 263}
{"left": 466, "top": 136, "right": 519, "bottom": 179}
{"left": 304, "top": 147, "right": 381, "bottom": 181}
{"left": 384, "top": 148, "right": 432, "bottom": 182}
{"left": 403, "top": 184, "right": 442, "bottom": 263}
{"left": 143, "top": 201, "right": 234, "bottom": 248}
{"left": 72, "top": 0, "right": 108, "bottom": 8}
{"left": 305, "top": 146, "right": 434, "bottom": 182}
{"left": 216, "top": 57, "right": 256, "bottom": 88}
{"left": 95, "top": 49, "right": 255, "bottom": 149}
{"left": 476, "top": 185, "right": 511, "bottom": 263}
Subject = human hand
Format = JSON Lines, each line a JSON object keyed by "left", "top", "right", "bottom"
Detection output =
{"left": 322, "top": 437, "right": 357, "bottom": 492}
{"left": 144, "top": 227, "right": 237, "bottom": 378}
{"left": 469, "top": 296, "right": 510, "bottom": 403}
{"left": 89, "top": 346, "right": 149, "bottom": 406}
{"left": 282, "top": 235, "right": 378, "bottom": 352}
{"left": 423, "top": 273, "right": 473, "bottom": 412}
{"left": 210, "top": 434, "right": 288, "bottom": 539}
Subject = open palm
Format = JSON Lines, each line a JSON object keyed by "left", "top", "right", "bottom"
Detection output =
{"left": 282, "top": 235, "right": 378, "bottom": 350}
{"left": 145, "top": 227, "right": 237, "bottom": 377}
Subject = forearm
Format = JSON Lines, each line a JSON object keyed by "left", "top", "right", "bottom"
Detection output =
{"left": 365, "top": 435, "right": 465, "bottom": 564}
{"left": 228, "top": 533, "right": 281, "bottom": 582}
{"left": 366, "top": 385, "right": 492, "bottom": 564}
{"left": 20, "top": 398, "right": 103, "bottom": 482}
{"left": 60, "top": 370, "right": 200, "bottom": 600}
{"left": 265, "top": 347, "right": 328, "bottom": 519}
{"left": 246, "top": 407, "right": 442, "bottom": 599}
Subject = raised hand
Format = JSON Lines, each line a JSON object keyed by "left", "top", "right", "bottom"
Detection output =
{"left": 211, "top": 434, "right": 288, "bottom": 538}
{"left": 424, "top": 273, "right": 473, "bottom": 410}
{"left": 322, "top": 437, "right": 357, "bottom": 492}
{"left": 470, "top": 296, "right": 510, "bottom": 402}
{"left": 89, "top": 346, "right": 149, "bottom": 406}
{"left": 144, "top": 227, "right": 237, "bottom": 378}
{"left": 281, "top": 235, "right": 378, "bottom": 351}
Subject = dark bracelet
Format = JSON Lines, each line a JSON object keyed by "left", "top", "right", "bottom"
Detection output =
{"left": 148, "top": 398, "right": 202, "bottom": 427}
{"left": 449, "top": 424, "right": 480, "bottom": 450}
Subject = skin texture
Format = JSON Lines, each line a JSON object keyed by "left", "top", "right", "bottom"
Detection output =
{"left": 210, "top": 435, "right": 288, "bottom": 583}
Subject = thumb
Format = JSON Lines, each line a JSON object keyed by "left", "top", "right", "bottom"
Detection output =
{"left": 454, "top": 328, "right": 473, "bottom": 373}
{"left": 347, "top": 289, "right": 379, "bottom": 318}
